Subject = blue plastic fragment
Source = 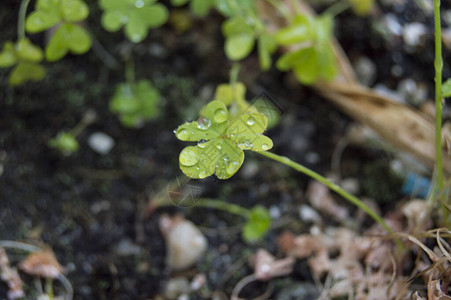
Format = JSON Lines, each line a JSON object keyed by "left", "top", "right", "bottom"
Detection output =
{"left": 401, "top": 172, "right": 432, "bottom": 198}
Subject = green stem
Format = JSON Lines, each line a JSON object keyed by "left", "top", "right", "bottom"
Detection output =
{"left": 257, "top": 151, "right": 393, "bottom": 234}
{"left": 434, "top": 0, "right": 446, "bottom": 221}
{"left": 18, "top": 0, "right": 31, "bottom": 40}
{"left": 45, "top": 278, "right": 54, "bottom": 300}
{"left": 323, "top": 0, "right": 350, "bottom": 17}
{"left": 125, "top": 55, "right": 135, "bottom": 84}
{"left": 195, "top": 198, "right": 250, "bottom": 218}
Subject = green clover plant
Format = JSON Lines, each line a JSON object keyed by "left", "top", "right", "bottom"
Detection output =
{"left": 174, "top": 99, "right": 273, "bottom": 179}
{"left": 0, "top": 38, "right": 45, "bottom": 86}
{"left": 99, "top": 0, "right": 169, "bottom": 43}
{"left": 109, "top": 80, "right": 161, "bottom": 128}
{"left": 275, "top": 14, "right": 337, "bottom": 85}
{"left": 242, "top": 205, "right": 271, "bottom": 243}
{"left": 25, "top": 0, "right": 92, "bottom": 61}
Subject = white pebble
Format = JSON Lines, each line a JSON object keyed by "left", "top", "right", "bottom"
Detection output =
{"left": 88, "top": 132, "right": 115, "bottom": 155}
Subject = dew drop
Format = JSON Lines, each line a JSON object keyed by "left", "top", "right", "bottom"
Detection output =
{"left": 180, "top": 148, "right": 199, "bottom": 166}
{"left": 199, "top": 171, "right": 208, "bottom": 179}
{"left": 197, "top": 116, "right": 211, "bottom": 130}
{"left": 214, "top": 108, "right": 227, "bottom": 123}
{"left": 135, "top": 0, "right": 144, "bottom": 8}
{"left": 176, "top": 128, "right": 189, "bottom": 140}
{"left": 198, "top": 139, "right": 207, "bottom": 148}
{"left": 246, "top": 117, "right": 255, "bottom": 126}
{"left": 261, "top": 143, "right": 270, "bottom": 150}
{"left": 238, "top": 139, "right": 253, "bottom": 149}
{"left": 216, "top": 144, "right": 222, "bottom": 150}
{"left": 226, "top": 161, "right": 240, "bottom": 174}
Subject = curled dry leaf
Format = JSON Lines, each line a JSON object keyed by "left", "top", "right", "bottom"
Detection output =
{"left": 18, "top": 249, "right": 63, "bottom": 279}
{"left": 249, "top": 249, "right": 294, "bottom": 281}
{"left": 159, "top": 214, "right": 207, "bottom": 270}
{"left": 306, "top": 180, "right": 349, "bottom": 222}
{"left": 0, "top": 248, "right": 25, "bottom": 300}
{"left": 428, "top": 279, "right": 451, "bottom": 300}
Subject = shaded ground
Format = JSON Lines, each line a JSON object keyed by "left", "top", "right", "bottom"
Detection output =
{"left": 0, "top": 0, "right": 446, "bottom": 299}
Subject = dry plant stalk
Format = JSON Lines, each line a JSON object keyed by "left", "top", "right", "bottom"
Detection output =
{"left": 257, "top": 0, "right": 451, "bottom": 174}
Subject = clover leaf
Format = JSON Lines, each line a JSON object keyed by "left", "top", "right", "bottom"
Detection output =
{"left": 46, "top": 23, "right": 91, "bottom": 61}
{"left": 0, "top": 39, "right": 45, "bottom": 86}
{"left": 275, "top": 14, "right": 336, "bottom": 85}
{"left": 26, "top": 0, "right": 89, "bottom": 33}
{"left": 175, "top": 100, "right": 273, "bottom": 179}
{"left": 242, "top": 205, "right": 271, "bottom": 243}
{"left": 25, "top": 0, "right": 91, "bottom": 61}
{"left": 109, "top": 80, "right": 160, "bottom": 128}
{"left": 100, "top": 0, "right": 168, "bottom": 43}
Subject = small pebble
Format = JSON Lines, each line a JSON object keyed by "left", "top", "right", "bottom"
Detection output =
{"left": 340, "top": 178, "right": 360, "bottom": 195}
{"left": 88, "top": 132, "right": 115, "bottom": 155}
{"left": 353, "top": 56, "right": 377, "bottom": 86}
{"left": 164, "top": 277, "right": 191, "bottom": 299}
{"left": 396, "top": 79, "right": 427, "bottom": 106}
{"left": 114, "top": 239, "right": 142, "bottom": 256}
{"left": 299, "top": 205, "right": 321, "bottom": 223}
{"left": 402, "top": 22, "right": 427, "bottom": 50}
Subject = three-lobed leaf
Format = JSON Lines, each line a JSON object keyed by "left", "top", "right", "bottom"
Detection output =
{"left": 46, "top": 23, "right": 91, "bottom": 61}
{"left": 100, "top": 0, "right": 168, "bottom": 43}
{"left": 110, "top": 80, "right": 160, "bottom": 128}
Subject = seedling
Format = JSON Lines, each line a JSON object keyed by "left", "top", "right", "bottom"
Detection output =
{"left": 0, "top": 38, "right": 45, "bottom": 86}
{"left": 109, "top": 80, "right": 160, "bottom": 128}
{"left": 25, "top": 0, "right": 92, "bottom": 61}
{"left": 99, "top": 0, "right": 169, "bottom": 43}
{"left": 275, "top": 13, "right": 336, "bottom": 85}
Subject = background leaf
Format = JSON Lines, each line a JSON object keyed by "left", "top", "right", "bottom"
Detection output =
{"left": 443, "top": 78, "right": 451, "bottom": 98}
{"left": 242, "top": 205, "right": 271, "bottom": 243}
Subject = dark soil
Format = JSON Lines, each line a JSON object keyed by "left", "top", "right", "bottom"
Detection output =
{"left": 0, "top": 0, "right": 444, "bottom": 299}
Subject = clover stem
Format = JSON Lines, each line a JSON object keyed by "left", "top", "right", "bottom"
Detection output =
{"left": 194, "top": 198, "right": 250, "bottom": 218}
{"left": 18, "top": 0, "right": 31, "bottom": 40}
{"left": 433, "top": 0, "right": 447, "bottom": 223}
{"left": 323, "top": 0, "right": 350, "bottom": 17}
{"left": 256, "top": 151, "right": 394, "bottom": 234}
{"left": 125, "top": 55, "right": 135, "bottom": 84}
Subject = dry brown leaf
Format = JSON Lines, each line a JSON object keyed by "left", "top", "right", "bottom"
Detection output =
{"left": 18, "top": 249, "right": 63, "bottom": 279}
{"left": 306, "top": 180, "right": 349, "bottom": 222}
{"left": 428, "top": 279, "right": 451, "bottom": 299}
{"left": 250, "top": 249, "right": 295, "bottom": 281}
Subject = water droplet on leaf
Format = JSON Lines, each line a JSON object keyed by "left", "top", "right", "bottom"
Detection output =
{"left": 180, "top": 148, "right": 199, "bottom": 166}
{"left": 198, "top": 139, "right": 207, "bottom": 148}
{"left": 247, "top": 117, "right": 255, "bottom": 126}
{"left": 197, "top": 116, "right": 211, "bottom": 130}
{"left": 238, "top": 139, "right": 253, "bottom": 149}
{"left": 214, "top": 109, "right": 227, "bottom": 123}
{"left": 135, "top": 0, "right": 144, "bottom": 8}
{"left": 261, "top": 144, "right": 270, "bottom": 150}
{"left": 216, "top": 144, "right": 222, "bottom": 150}
{"left": 199, "top": 171, "right": 208, "bottom": 179}
{"left": 226, "top": 161, "right": 240, "bottom": 174}
{"left": 176, "top": 128, "right": 189, "bottom": 140}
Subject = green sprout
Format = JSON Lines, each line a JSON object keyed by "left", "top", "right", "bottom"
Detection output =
{"left": 174, "top": 100, "right": 273, "bottom": 179}
{"left": 48, "top": 132, "right": 79, "bottom": 156}
{"left": 275, "top": 14, "right": 336, "bottom": 85}
{"left": 109, "top": 80, "right": 160, "bottom": 128}
{"left": 99, "top": 0, "right": 168, "bottom": 43}
{"left": 25, "top": 0, "right": 91, "bottom": 61}
{"left": 0, "top": 38, "right": 45, "bottom": 86}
